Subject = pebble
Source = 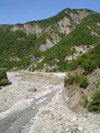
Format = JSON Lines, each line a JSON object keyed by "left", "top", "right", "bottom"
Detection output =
{"left": 77, "top": 126, "right": 84, "bottom": 131}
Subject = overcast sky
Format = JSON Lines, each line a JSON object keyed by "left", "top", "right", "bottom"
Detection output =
{"left": 0, "top": 0, "right": 100, "bottom": 24}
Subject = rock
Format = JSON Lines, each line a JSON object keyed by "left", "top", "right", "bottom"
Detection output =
{"left": 33, "top": 88, "right": 37, "bottom": 92}
{"left": 41, "top": 109, "right": 50, "bottom": 115}
{"left": 77, "top": 126, "right": 84, "bottom": 132}
{"left": 71, "top": 117, "right": 77, "bottom": 122}
{"left": 28, "top": 87, "right": 37, "bottom": 92}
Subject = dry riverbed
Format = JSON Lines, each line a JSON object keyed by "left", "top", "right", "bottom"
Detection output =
{"left": 0, "top": 71, "right": 100, "bottom": 133}
{"left": 28, "top": 90, "right": 100, "bottom": 133}
{"left": 0, "top": 71, "right": 64, "bottom": 115}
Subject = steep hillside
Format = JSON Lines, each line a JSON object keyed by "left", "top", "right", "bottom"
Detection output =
{"left": 34, "top": 13, "right": 100, "bottom": 72}
{"left": 63, "top": 43, "right": 100, "bottom": 113}
{"left": 10, "top": 8, "right": 93, "bottom": 35}
{"left": 0, "top": 8, "right": 96, "bottom": 71}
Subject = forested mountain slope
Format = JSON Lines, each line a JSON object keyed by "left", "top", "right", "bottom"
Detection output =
{"left": 0, "top": 8, "right": 98, "bottom": 71}
{"left": 35, "top": 13, "right": 100, "bottom": 72}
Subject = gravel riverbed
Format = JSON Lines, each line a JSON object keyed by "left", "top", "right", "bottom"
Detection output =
{"left": 0, "top": 71, "right": 99, "bottom": 133}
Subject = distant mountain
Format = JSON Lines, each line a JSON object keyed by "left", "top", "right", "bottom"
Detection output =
{"left": 0, "top": 8, "right": 100, "bottom": 71}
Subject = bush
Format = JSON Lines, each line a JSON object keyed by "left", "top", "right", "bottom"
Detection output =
{"left": 81, "top": 59, "right": 97, "bottom": 74}
{"left": 0, "top": 79, "right": 7, "bottom": 86}
{"left": 76, "top": 75, "right": 89, "bottom": 88}
{"left": 64, "top": 74, "right": 89, "bottom": 88}
{"left": 0, "top": 70, "right": 7, "bottom": 80}
{"left": 88, "top": 89, "right": 100, "bottom": 113}
{"left": 64, "top": 74, "right": 75, "bottom": 86}
{"left": 0, "top": 70, "right": 8, "bottom": 86}
{"left": 67, "top": 60, "right": 78, "bottom": 71}
{"left": 66, "top": 44, "right": 100, "bottom": 74}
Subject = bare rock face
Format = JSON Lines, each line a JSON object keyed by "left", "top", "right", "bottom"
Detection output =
{"left": 50, "top": 32, "right": 61, "bottom": 44}
{"left": 9, "top": 9, "right": 94, "bottom": 53}
{"left": 39, "top": 33, "right": 60, "bottom": 51}
{"left": 24, "top": 24, "right": 42, "bottom": 36}
{"left": 59, "top": 25, "right": 71, "bottom": 34}
{"left": 11, "top": 23, "right": 42, "bottom": 36}
{"left": 10, "top": 9, "right": 93, "bottom": 37}
{"left": 58, "top": 17, "right": 71, "bottom": 26}
{"left": 10, "top": 57, "right": 21, "bottom": 62}
{"left": 10, "top": 25, "right": 24, "bottom": 32}
{"left": 69, "top": 10, "right": 91, "bottom": 23}
{"left": 65, "top": 45, "right": 94, "bottom": 62}
{"left": 91, "top": 31, "right": 100, "bottom": 37}
{"left": 57, "top": 17, "right": 72, "bottom": 34}
{"left": 39, "top": 39, "right": 54, "bottom": 51}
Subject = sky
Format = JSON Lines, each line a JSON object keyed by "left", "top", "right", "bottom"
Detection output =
{"left": 0, "top": 0, "right": 100, "bottom": 25}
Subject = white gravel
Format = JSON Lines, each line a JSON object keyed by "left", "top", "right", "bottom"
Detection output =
{"left": 28, "top": 87, "right": 100, "bottom": 133}
{"left": 0, "top": 71, "right": 65, "bottom": 119}
{"left": 0, "top": 71, "right": 99, "bottom": 133}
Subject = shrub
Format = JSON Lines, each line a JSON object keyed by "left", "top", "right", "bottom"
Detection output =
{"left": 88, "top": 89, "right": 100, "bottom": 113}
{"left": 79, "top": 51, "right": 82, "bottom": 54}
{"left": 0, "top": 79, "right": 7, "bottom": 86}
{"left": 64, "top": 74, "right": 89, "bottom": 88}
{"left": 64, "top": 74, "right": 75, "bottom": 86}
{"left": 81, "top": 59, "right": 97, "bottom": 74}
{"left": 0, "top": 70, "right": 8, "bottom": 86}
{"left": 67, "top": 60, "right": 78, "bottom": 71}
{"left": 66, "top": 44, "right": 100, "bottom": 74}
{"left": 76, "top": 75, "right": 89, "bottom": 88}
{"left": 72, "top": 47, "right": 76, "bottom": 53}
{"left": 0, "top": 70, "right": 7, "bottom": 80}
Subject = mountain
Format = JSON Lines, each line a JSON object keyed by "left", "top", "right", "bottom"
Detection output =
{"left": 0, "top": 8, "right": 99, "bottom": 71}
{"left": 32, "top": 12, "right": 100, "bottom": 72}
{"left": 0, "top": 8, "right": 100, "bottom": 113}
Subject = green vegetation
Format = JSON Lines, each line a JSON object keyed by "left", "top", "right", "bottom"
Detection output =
{"left": 26, "top": 8, "right": 94, "bottom": 28}
{"left": 88, "top": 89, "right": 100, "bottom": 113}
{"left": 0, "top": 8, "right": 100, "bottom": 114}
{"left": 64, "top": 74, "right": 89, "bottom": 88}
{"left": 64, "top": 74, "right": 75, "bottom": 86}
{"left": 26, "top": 8, "right": 73, "bottom": 28}
{"left": 0, "top": 70, "right": 6, "bottom": 80}
{"left": 96, "top": 81, "right": 100, "bottom": 88}
{"left": 35, "top": 13, "right": 100, "bottom": 72}
{"left": 0, "top": 9, "right": 99, "bottom": 72}
{"left": 0, "top": 30, "right": 50, "bottom": 70}
{"left": 0, "top": 70, "right": 8, "bottom": 86}
{"left": 68, "top": 43, "right": 100, "bottom": 74}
